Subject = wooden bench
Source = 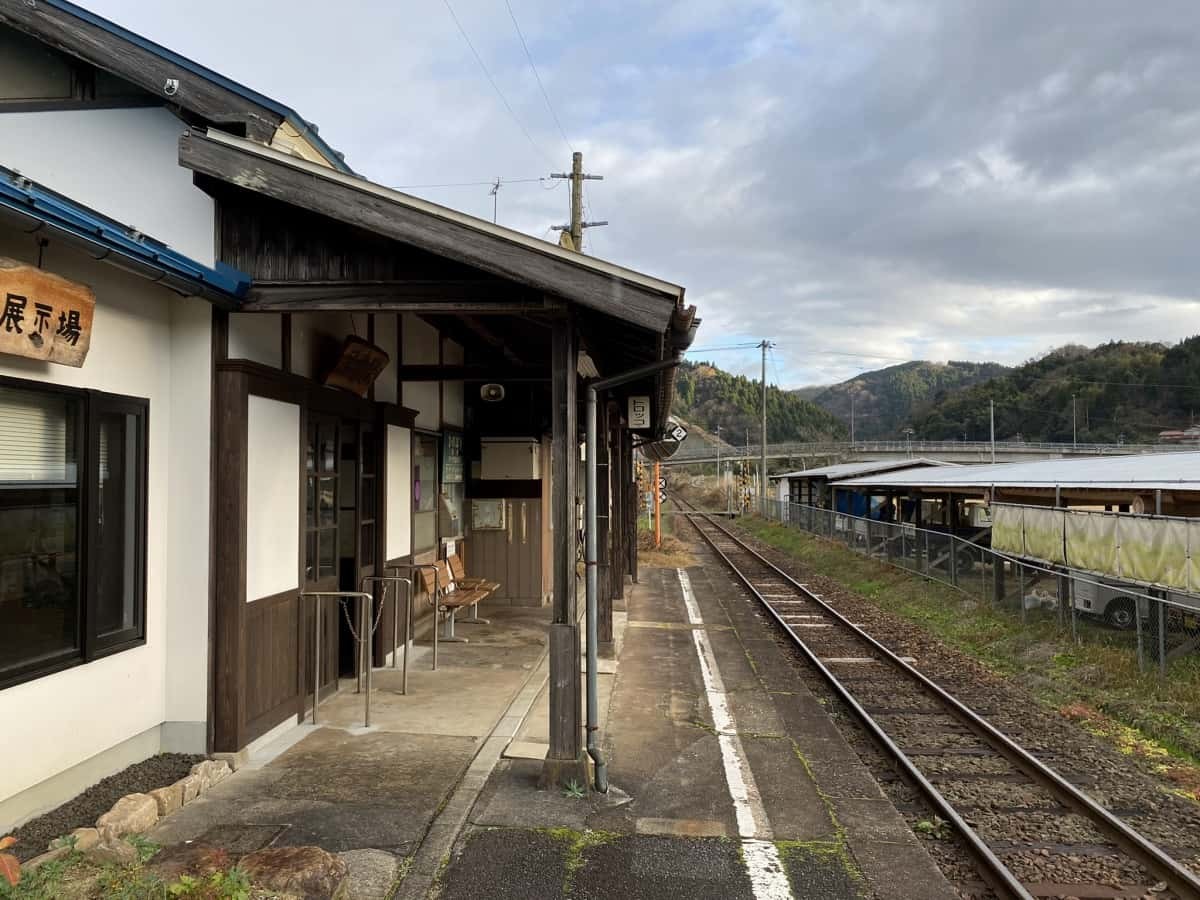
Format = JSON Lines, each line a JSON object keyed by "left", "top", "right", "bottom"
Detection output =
{"left": 418, "top": 562, "right": 486, "bottom": 643}
{"left": 448, "top": 552, "right": 499, "bottom": 626}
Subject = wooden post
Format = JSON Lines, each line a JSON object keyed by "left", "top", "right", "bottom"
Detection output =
{"left": 597, "top": 398, "right": 613, "bottom": 643}
{"left": 543, "top": 315, "right": 585, "bottom": 786}
{"left": 626, "top": 431, "right": 638, "bottom": 583}
{"left": 653, "top": 461, "right": 662, "bottom": 549}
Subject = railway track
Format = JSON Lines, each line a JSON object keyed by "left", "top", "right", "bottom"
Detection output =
{"left": 679, "top": 502, "right": 1200, "bottom": 900}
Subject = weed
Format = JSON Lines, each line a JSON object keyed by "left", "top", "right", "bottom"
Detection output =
{"left": 561, "top": 780, "right": 587, "bottom": 799}
{"left": 126, "top": 836, "right": 160, "bottom": 865}
{"left": 912, "top": 817, "right": 952, "bottom": 840}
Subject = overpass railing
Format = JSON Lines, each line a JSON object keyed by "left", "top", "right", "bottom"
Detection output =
{"left": 667, "top": 439, "right": 1178, "bottom": 463}
{"left": 760, "top": 499, "right": 1200, "bottom": 674}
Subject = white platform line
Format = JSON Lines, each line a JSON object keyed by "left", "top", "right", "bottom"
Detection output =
{"left": 679, "top": 569, "right": 793, "bottom": 900}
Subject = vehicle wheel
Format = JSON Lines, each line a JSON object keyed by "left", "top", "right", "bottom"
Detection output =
{"left": 1105, "top": 598, "right": 1136, "bottom": 630}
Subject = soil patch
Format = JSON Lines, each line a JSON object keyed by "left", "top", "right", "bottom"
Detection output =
{"left": 7, "top": 753, "right": 203, "bottom": 862}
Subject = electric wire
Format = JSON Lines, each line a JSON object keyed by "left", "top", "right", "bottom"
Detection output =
{"left": 504, "top": 0, "right": 573, "bottom": 155}
{"left": 440, "top": 0, "right": 553, "bottom": 165}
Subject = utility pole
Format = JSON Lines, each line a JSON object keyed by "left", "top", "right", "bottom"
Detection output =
{"left": 990, "top": 399, "right": 996, "bottom": 464}
{"left": 1072, "top": 394, "right": 1077, "bottom": 448}
{"left": 715, "top": 423, "right": 721, "bottom": 484}
{"left": 551, "top": 152, "right": 606, "bottom": 252}
{"left": 490, "top": 177, "right": 501, "bottom": 224}
{"left": 760, "top": 340, "right": 771, "bottom": 515}
{"left": 850, "top": 392, "right": 855, "bottom": 444}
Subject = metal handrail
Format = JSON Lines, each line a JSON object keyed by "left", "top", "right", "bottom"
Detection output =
{"left": 301, "top": 591, "right": 374, "bottom": 728}
{"left": 386, "top": 563, "right": 441, "bottom": 669}
{"left": 361, "top": 575, "right": 413, "bottom": 694}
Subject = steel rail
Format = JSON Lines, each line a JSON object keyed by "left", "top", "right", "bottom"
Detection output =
{"left": 685, "top": 509, "right": 1200, "bottom": 900}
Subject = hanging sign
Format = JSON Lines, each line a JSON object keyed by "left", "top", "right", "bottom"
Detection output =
{"left": 0, "top": 258, "right": 94, "bottom": 367}
{"left": 323, "top": 335, "right": 390, "bottom": 397}
{"left": 628, "top": 395, "right": 651, "bottom": 430}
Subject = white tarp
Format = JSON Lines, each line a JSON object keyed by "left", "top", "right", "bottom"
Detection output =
{"left": 1023, "top": 507, "right": 1066, "bottom": 564}
{"left": 991, "top": 504, "right": 1024, "bottom": 556}
{"left": 996, "top": 502, "right": 1194, "bottom": 592}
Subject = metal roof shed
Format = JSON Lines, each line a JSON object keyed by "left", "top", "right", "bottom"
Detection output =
{"left": 832, "top": 451, "right": 1200, "bottom": 515}
{"left": 775, "top": 458, "right": 953, "bottom": 506}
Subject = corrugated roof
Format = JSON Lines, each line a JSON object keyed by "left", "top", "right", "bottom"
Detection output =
{"left": 0, "top": 165, "right": 249, "bottom": 303}
{"left": 832, "top": 451, "right": 1200, "bottom": 491}
{"left": 775, "top": 458, "right": 952, "bottom": 481}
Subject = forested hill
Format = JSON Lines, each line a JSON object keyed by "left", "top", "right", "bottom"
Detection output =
{"left": 913, "top": 339, "right": 1200, "bottom": 443}
{"left": 673, "top": 361, "right": 847, "bottom": 444}
{"left": 803, "top": 360, "right": 1009, "bottom": 440}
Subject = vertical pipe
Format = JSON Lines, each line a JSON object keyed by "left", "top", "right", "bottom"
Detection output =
{"left": 313, "top": 595, "right": 321, "bottom": 726}
{"left": 392, "top": 581, "right": 399, "bottom": 670}
{"left": 1159, "top": 597, "right": 1167, "bottom": 677}
{"left": 760, "top": 340, "right": 768, "bottom": 516}
{"left": 1136, "top": 595, "right": 1145, "bottom": 672}
{"left": 403, "top": 579, "right": 412, "bottom": 694}
{"left": 585, "top": 385, "right": 608, "bottom": 791}
{"left": 364, "top": 594, "right": 373, "bottom": 727}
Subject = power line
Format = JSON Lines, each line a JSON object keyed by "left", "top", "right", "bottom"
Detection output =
{"left": 440, "top": 0, "right": 553, "bottom": 165}
{"left": 391, "top": 176, "right": 550, "bottom": 190}
{"left": 504, "top": 0, "right": 573, "bottom": 155}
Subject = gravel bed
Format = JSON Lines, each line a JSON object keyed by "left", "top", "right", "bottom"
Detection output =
{"left": 7, "top": 753, "right": 203, "bottom": 861}
{"left": 701, "top": 520, "right": 1200, "bottom": 896}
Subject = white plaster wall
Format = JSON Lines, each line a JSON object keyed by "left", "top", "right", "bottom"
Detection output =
{"left": 292, "top": 311, "right": 356, "bottom": 380}
{"left": 375, "top": 313, "right": 398, "bottom": 405}
{"left": 0, "top": 107, "right": 215, "bottom": 265}
{"left": 0, "top": 231, "right": 205, "bottom": 810}
{"left": 386, "top": 426, "right": 412, "bottom": 560}
{"left": 165, "top": 296, "right": 211, "bottom": 729}
{"left": 246, "top": 397, "right": 300, "bottom": 601}
{"left": 402, "top": 314, "right": 440, "bottom": 429}
{"left": 229, "top": 313, "right": 281, "bottom": 368}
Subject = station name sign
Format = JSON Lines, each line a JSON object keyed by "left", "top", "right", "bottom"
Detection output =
{"left": 0, "top": 258, "right": 94, "bottom": 368}
{"left": 628, "top": 395, "right": 651, "bottom": 430}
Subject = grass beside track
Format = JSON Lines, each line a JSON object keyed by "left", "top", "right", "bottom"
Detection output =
{"left": 733, "top": 516, "right": 1200, "bottom": 801}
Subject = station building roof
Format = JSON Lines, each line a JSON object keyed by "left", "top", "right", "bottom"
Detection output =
{"left": 774, "top": 458, "right": 953, "bottom": 482}
{"left": 832, "top": 451, "right": 1200, "bottom": 493}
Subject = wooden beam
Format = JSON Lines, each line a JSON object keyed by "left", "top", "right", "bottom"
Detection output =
{"left": 548, "top": 315, "right": 580, "bottom": 765}
{"left": 242, "top": 280, "right": 552, "bottom": 312}
{"left": 180, "top": 131, "right": 677, "bottom": 331}
{"left": 0, "top": 5, "right": 281, "bottom": 141}
{"left": 393, "top": 365, "right": 547, "bottom": 382}
{"left": 461, "top": 315, "right": 525, "bottom": 367}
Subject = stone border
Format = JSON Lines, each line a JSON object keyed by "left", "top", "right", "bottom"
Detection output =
{"left": 20, "top": 760, "right": 232, "bottom": 874}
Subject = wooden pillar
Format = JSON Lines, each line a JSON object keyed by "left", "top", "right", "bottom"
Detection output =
{"left": 625, "top": 430, "right": 638, "bottom": 583}
{"left": 608, "top": 406, "right": 623, "bottom": 605}
{"left": 544, "top": 316, "right": 585, "bottom": 785}
{"left": 597, "top": 396, "right": 613, "bottom": 643}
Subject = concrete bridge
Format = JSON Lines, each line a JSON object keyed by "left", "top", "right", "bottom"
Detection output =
{"left": 661, "top": 438, "right": 1182, "bottom": 468}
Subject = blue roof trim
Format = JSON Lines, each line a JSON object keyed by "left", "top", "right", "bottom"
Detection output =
{"left": 42, "top": 0, "right": 354, "bottom": 175}
{"left": 0, "top": 167, "right": 251, "bottom": 300}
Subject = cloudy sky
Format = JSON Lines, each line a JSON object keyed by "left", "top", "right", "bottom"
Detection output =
{"left": 86, "top": 0, "right": 1200, "bottom": 387}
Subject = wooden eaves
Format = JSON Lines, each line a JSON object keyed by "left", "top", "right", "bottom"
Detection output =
{"left": 178, "top": 129, "right": 686, "bottom": 334}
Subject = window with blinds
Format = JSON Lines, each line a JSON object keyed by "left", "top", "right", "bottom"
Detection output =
{"left": 0, "top": 386, "right": 78, "bottom": 485}
{"left": 0, "top": 379, "right": 147, "bottom": 691}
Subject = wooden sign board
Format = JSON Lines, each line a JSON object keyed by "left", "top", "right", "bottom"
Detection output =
{"left": 323, "top": 335, "right": 390, "bottom": 397}
{"left": 0, "top": 258, "right": 94, "bottom": 368}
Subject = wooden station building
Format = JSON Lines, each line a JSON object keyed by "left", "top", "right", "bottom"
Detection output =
{"left": 0, "top": 0, "right": 696, "bottom": 828}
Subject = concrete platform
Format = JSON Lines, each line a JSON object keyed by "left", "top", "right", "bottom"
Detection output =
{"left": 442, "top": 552, "right": 959, "bottom": 900}
{"left": 146, "top": 606, "right": 553, "bottom": 896}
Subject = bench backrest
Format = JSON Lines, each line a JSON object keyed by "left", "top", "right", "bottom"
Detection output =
{"left": 447, "top": 553, "right": 468, "bottom": 583}
{"left": 418, "top": 566, "right": 438, "bottom": 597}
{"left": 435, "top": 559, "right": 455, "bottom": 592}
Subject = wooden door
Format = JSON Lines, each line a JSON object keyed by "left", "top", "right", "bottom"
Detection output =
{"left": 302, "top": 415, "right": 341, "bottom": 702}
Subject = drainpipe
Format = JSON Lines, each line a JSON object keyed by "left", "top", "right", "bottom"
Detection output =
{"left": 586, "top": 357, "right": 681, "bottom": 793}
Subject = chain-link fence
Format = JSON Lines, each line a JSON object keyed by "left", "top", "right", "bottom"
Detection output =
{"left": 764, "top": 499, "right": 1200, "bottom": 675}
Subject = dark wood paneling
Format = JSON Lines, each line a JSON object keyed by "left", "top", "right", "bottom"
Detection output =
{"left": 182, "top": 132, "right": 678, "bottom": 332}
{"left": 211, "top": 367, "right": 248, "bottom": 752}
{"left": 244, "top": 589, "right": 300, "bottom": 742}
